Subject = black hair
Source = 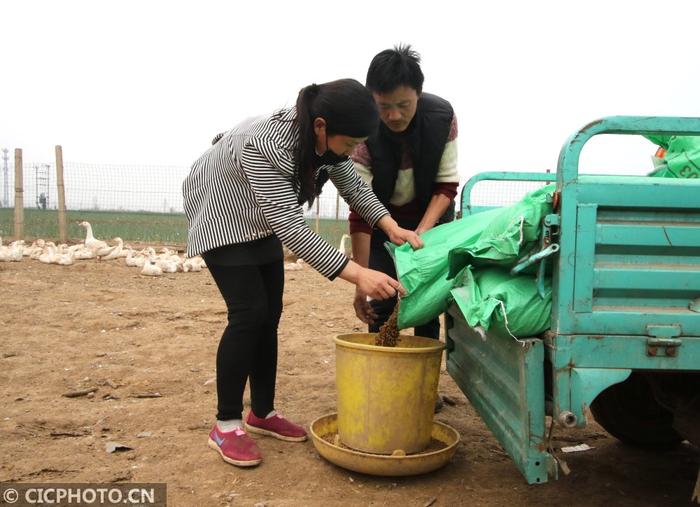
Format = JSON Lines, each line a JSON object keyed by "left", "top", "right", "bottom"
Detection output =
{"left": 295, "top": 78, "right": 379, "bottom": 206}
{"left": 365, "top": 44, "right": 424, "bottom": 95}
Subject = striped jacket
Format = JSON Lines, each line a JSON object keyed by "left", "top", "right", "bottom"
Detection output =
{"left": 182, "top": 107, "right": 389, "bottom": 279}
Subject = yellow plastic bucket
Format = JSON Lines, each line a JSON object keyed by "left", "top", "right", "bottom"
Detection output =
{"left": 334, "top": 333, "right": 444, "bottom": 455}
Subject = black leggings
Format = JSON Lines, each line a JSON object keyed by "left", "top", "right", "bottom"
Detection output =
{"left": 368, "top": 229, "right": 440, "bottom": 339}
{"left": 206, "top": 261, "right": 284, "bottom": 421}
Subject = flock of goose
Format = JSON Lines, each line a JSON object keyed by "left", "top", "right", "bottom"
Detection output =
{"left": 0, "top": 221, "right": 206, "bottom": 277}
{"left": 0, "top": 221, "right": 331, "bottom": 275}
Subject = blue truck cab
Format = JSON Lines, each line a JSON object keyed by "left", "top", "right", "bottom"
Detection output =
{"left": 446, "top": 116, "right": 700, "bottom": 484}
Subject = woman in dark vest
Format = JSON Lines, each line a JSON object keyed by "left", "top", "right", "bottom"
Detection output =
{"left": 183, "top": 78, "right": 423, "bottom": 468}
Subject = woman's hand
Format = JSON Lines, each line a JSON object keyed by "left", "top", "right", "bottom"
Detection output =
{"left": 355, "top": 266, "right": 405, "bottom": 301}
{"left": 353, "top": 288, "right": 378, "bottom": 324}
{"left": 338, "top": 261, "right": 405, "bottom": 301}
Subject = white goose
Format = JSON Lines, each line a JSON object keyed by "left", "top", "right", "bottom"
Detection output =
{"left": 118, "top": 243, "right": 132, "bottom": 258}
{"left": 78, "top": 221, "right": 109, "bottom": 253}
{"left": 160, "top": 246, "right": 177, "bottom": 257}
{"left": 56, "top": 248, "right": 76, "bottom": 266}
{"left": 153, "top": 247, "right": 180, "bottom": 272}
{"left": 156, "top": 255, "right": 179, "bottom": 273}
{"left": 124, "top": 248, "right": 147, "bottom": 268}
{"left": 99, "top": 237, "right": 124, "bottom": 261}
{"left": 38, "top": 243, "right": 59, "bottom": 264}
{"left": 73, "top": 244, "right": 96, "bottom": 260}
{"left": 284, "top": 258, "right": 304, "bottom": 271}
{"left": 9, "top": 239, "right": 25, "bottom": 250}
{"left": 24, "top": 239, "right": 45, "bottom": 257}
{"left": 182, "top": 256, "right": 203, "bottom": 272}
{"left": 141, "top": 249, "right": 163, "bottom": 276}
{"left": 338, "top": 233, "right": 351, "bottom": 256}
{"left": 0, "top": 237, "right": 23, "bottom": 262}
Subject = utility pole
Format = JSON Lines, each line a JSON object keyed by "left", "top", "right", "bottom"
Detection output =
{"left": 2, "top": 148, "right": 8, "bottom": 207}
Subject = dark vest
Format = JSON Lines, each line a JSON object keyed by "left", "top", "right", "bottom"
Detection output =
{"left": 366, "top": 93, "right": 455, "bottom": 224}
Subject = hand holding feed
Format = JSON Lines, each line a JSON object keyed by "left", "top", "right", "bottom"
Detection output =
{"left": 353, "top": 289, "right": 378, "bottom": 324}
{"left": 356, "top": 267, "right": 406, "bottom": 300}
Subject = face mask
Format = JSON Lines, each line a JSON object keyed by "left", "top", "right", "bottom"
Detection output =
{"left": 315, "top": 128, "right": 349, "bottom": 165}
{"left": 317, "top": 150, "right": 349, "bottom": 165}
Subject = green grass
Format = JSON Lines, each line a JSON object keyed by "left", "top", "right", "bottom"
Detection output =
{"left": 0, "top": 208, "right": 349, "bottom": 248}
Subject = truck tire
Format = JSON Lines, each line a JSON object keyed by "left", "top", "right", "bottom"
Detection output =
{"left": 590, "top": 373, "right": 683, "bottom": 449}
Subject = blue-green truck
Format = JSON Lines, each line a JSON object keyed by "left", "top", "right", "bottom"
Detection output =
{"left": 446, "top": 116, "right": 700, "bottom": 484}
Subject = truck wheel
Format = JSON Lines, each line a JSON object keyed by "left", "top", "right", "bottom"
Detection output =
{"left": 590, "top": 373, "right": 683, "bottom": 449}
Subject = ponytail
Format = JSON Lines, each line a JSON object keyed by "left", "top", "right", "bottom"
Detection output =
{"left": 294, "top": 78, "right": 379, "bottom": 207}
{"left": 295, "top": 84, "right": 321, "bottom": 206}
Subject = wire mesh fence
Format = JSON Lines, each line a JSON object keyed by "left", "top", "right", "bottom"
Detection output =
{"left": 0, "top": 157, "right": 353, "bottom": 246}
{"left": 0, "top": 152, "right": 552, "bottom": 248}
{"left": 463, "top": 178, "right": 553, "bottom": 208}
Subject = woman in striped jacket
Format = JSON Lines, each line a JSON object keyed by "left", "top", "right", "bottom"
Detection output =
{"left": 183, "top": 78, "right": 422, "bottom": 468}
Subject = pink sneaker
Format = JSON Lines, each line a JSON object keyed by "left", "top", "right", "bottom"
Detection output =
{"left": 244, "top": 411, "right": 307, "bottom": 442}
{"left": 208, "top": 425, "right": 262, "bottom": 467}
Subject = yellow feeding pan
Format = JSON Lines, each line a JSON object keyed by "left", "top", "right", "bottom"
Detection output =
{"left": 310, "top": 413, "right": 460, "bottom": 477}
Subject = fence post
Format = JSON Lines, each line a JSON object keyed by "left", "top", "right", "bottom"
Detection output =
{"left": 335, "top": 191, "right": 340, "bottom": 220}
{"left": 315, "top": 197, "right": 320, "bottom": 234}
{"left": 14, "top": 149, "right": 24, "bottom": 240}
{"left": 55, "top": 145, "right": 67, "bottom": 242}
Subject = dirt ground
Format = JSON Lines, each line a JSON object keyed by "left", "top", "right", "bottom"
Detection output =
{"left": 1, "top": 256, "right": 698, "bottom": 507}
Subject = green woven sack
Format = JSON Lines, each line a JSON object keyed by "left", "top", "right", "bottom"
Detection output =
{"left": 390, "top": 184, "right": 555, "bottom": 330}
{"left": 450, "top": 266, "right": 552, "bottom": 339}
{"left": 388, "top": 208, "right": 502, "bottom": 330}
{"left": 645, "top": 135, "right": 700, "bottom": 179}
{"left": 386, "top": 210, "right": 501, "bottom": 329}
{"left": 446, "top": 184, "right": 555, "bottom": 279}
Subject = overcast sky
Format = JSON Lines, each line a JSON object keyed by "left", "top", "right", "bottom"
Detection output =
{"left": 3, "top": 0, "right": 700, "bottom": 183}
